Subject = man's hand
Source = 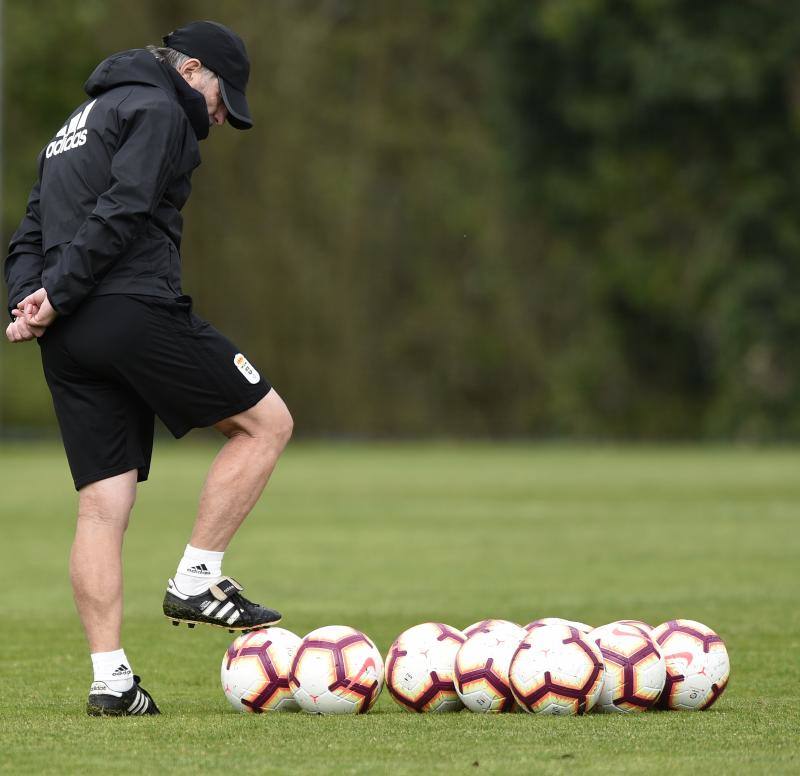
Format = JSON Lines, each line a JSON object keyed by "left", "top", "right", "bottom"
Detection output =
{"left": 5, "top": 288, "right": 56, "bottom": 343}
{"left": 5, "top": 313, "right": 45, "bottom": 342}
{"left": 17, "top": 288, "right": 58, "bottom": 329}
{"left": 7, "top": 295, "right": 46, "bottom": 341}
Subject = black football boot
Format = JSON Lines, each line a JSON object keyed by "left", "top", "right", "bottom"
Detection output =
{"left": 87, "top": 675, "right": 160, "bottom": 716}
{"left": 163, "top": 576, "right": 281, "bottom": 633}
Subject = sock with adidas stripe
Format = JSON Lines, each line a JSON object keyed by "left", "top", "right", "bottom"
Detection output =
{"left": 173, "top": 544, "right": 224, "bottom": 596}
{"left": 91, "top": 648, "right": 134, "bottom": 692}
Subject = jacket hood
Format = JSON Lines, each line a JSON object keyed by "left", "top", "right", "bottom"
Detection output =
{"left": 84, "top": 49, "right": 209, "bottom": 140}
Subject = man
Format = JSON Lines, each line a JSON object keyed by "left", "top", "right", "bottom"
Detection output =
{"left": 4, "top": 21, "right": 292, "bottom": 716}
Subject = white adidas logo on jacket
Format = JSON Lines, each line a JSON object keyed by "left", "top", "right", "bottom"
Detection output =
{"left": 45, "top": 100, "right": 96, "bottom": 158}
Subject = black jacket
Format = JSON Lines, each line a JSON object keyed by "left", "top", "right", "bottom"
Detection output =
{"left": 5, "top": 49, "right": 210, "bottom": 318}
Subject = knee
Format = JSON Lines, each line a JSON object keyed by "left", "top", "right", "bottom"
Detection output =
{"left": 219, "top": 392, "right": 294, "bottom": 451}
{"left": 249, "top": 401, "right": 292, "bottom": 453}
{"left": 78, "top": 474, "right": 137, "bottom": 530}
{"left": 270, "top": 404, "right": 293, "bottom": 449}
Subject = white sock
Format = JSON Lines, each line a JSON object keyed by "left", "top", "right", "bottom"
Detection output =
{"left": 173, "top": 544, "right": 224, "bottom": 595}
{"left": 91, "top": 648, "right": 134, "bottom": 692}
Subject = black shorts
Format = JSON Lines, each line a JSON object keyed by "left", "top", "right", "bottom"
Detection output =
{"left": 38, "top": 294, "right": 271, "bottom": 490}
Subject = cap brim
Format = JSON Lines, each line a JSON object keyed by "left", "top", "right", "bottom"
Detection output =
{"left": 218, "top": 77, "right": 252, "bottom": 130}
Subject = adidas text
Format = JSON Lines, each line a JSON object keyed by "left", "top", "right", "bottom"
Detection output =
{"left": 46, "top": 100, "right": 96, "bottom": 159}
{"left": 46, "top": 130, "right": 87, "bottom": 158}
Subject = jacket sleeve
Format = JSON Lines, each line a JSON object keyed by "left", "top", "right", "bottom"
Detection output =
{"left": 5, "top": 159, "right": 45, "bottom": 320}
{"left": 44, "top": 96, "right": 184, "bottom": 315}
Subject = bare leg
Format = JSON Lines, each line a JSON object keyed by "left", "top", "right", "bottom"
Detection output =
{"left": 189, "top": 390, "right": 293, "bottom": 551}
{"left": 71, "top": 470, "right": 138, "bottom": 653}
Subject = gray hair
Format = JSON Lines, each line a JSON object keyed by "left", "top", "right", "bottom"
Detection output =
{"left": 147, "top": 45, "right": 215, "bottom": 78}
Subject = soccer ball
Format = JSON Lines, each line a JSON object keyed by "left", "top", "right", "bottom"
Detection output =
{"left": 289, "top": 625, "right": 383, "bottom": 714}
{"left": 221, "top": 627, "right": 302, "bottom": 712}
{"left": 454, "top": 622, "right": 527, "bottom": 712}
{"left": 463, "top": 619, "right": 523, "bottom": 638}
{"left": 588, "top": 622, "right": 666, "bottom": 713}
{"left": 651, "top": 619, "right": 730, "bottom": 710}
{"left": 617, "top": 619, "right": 654, "bottom": 635}
{"left": 509, "top": 623, "right": 604, "bottom": 715}
{"left": 385, "top": 622, "right": 466, "bottom": 712}
{"left": 524, "top": 617, "right": 593, "bottom": 635}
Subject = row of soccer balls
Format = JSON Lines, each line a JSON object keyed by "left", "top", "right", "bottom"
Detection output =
{"left": 221, "top": 617, "right": 730, "bottom": 715}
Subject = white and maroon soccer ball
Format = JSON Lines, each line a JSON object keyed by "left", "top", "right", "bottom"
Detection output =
{"left": 651, "top": 619, "right": 730, "bottom": 710}
{"left": 455, "top": 622, "right": 527, "bottom": 713}
{"left": 616, "top": 619, "right": 654, "bottom": 635}
{"left": 509, "top": 623, "right": 604, "bottom": 715}
{"left": 221, "top": 627, "right": 302, "bottom": 712}
{"left": 463, "top": 619, "right": 523, "bottom": 639}
{"left": 524, "top": 617, "right": 593, "bottom": 635}
{"left": 588, "top": 622, "right": 666, "bottom": 713}
{"left": 288, "top": 625, "right": 383, "bottom": 714}
{"left": 385, "top": 622, "right": 466, "bottom": 712}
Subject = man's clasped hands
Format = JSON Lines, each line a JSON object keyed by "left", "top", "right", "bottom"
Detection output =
{"left": 5, "top": 287, "right": 59, "bottom": 343}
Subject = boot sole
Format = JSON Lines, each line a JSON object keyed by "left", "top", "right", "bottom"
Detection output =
{"left": 87, "top": 702, "right": 160, "bottom": 717}
{"left": 164, "top": 614, "right": 281, "bottom": 634}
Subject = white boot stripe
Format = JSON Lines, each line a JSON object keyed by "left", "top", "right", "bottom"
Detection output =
{"left": 216, "top": 602, "right": 234, "bottom": 619}
{"left": 205, "top": 601, "right": 220, "bottom": 615}
{"left": 227, "top": 610, "right": 241, "bottom": 625}
{"left": 128, "top": 691, "right": 143, "bottom": 713}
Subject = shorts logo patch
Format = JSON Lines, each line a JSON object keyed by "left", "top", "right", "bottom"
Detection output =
{"left": 234, "top": 353, "right": 260, "bottom": 385}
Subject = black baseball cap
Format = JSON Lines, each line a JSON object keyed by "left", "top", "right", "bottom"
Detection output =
{"left": 163, "top": 20, "right": 252, "bottom": 129}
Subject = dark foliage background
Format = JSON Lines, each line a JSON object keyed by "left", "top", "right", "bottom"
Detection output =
{"left": 2, "top": 0, "right": 799, "bottom": 439}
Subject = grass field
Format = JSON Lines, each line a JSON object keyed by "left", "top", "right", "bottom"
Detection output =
{"left": 1, "top": 440, "right": 798, "bottom": 774}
